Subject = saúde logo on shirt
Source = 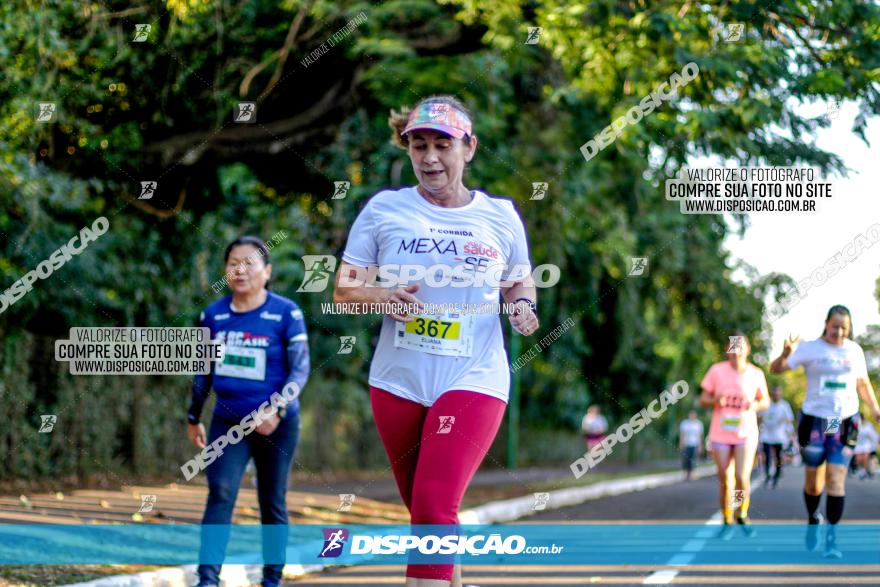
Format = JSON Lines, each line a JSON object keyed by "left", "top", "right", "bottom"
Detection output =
{"left": 397, "top": 233, "right": 506, "bottom": 282}
{"left": 462, "top": 241, "right": 499, "bottom": 259}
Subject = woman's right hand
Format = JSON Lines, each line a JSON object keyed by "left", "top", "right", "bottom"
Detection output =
{"left": 781, "top": 334, "right": 800, "bottom": 358}
{"left": 384, "top": 283, "right": 425, "bottom": 323}
{"left": 187, "top": 423, "right": 207, "bottom": 449}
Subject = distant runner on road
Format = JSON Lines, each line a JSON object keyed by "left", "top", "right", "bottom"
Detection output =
{"left": 758, "top": 386, "right": 794, "bottom": 488}
{"left": 679, "top": 410, "right": 705, "bottom": 481}
{"left": 699, "top": 332, "right": 769, "bottom": 538}
{"left": 582, "top": 404, "right": 609, "bottom": 452}
{"left": 852, "top": 420, "right": 878, "bottom": 479}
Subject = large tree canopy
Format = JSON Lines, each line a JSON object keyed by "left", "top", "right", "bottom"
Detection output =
{"left": 1, "top": 0, "right": 877, "bottom": 478}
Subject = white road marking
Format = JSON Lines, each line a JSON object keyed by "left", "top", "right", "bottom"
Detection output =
{"left": 642, "top": 478, "right": 764, "bottom": 585}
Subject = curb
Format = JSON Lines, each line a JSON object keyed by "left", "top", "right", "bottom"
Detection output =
{"left": 459, "top": 465, "right": 715, "bottom": 524}
{"left": 61, "top": 466, "right": 713, "bottom": 586}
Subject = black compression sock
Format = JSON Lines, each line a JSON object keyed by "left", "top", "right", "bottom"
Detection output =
{"left": 826, "top": 495, "right": 845, "bottom": 525}
{"left": 804, "top": 492, "right": 821, "bottom": 523}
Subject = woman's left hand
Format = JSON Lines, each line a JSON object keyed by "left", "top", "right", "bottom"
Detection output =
{"left": 255, "top": 413, "right": 281, "bottom": 436}
{"left": 509, "top": 301, "right": 539, "bottom": 336}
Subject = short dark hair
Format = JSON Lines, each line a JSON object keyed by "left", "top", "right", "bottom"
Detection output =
{"left": 223, "top": 236, "right": 271, "bottom": 289}
{"left": 822, "top": 304, "right": 853, "bottom": 339}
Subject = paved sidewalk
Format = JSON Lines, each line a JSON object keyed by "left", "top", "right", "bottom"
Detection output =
{"left": 290, "top": 458, "right": 691, "bottom": 502}
{"left": 0, "top": 460, "right": 687, "bottom": 525}
{"left": 0, "top": 482, "right": 409, "bottom": 526}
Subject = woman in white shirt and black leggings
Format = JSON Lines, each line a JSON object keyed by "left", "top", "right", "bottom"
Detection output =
{"left": 771, "top": 305, "right": 880, "bottom": 558}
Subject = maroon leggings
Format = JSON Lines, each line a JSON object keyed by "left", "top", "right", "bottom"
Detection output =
{"left": 370, "top": 386, "right": 507, "bottom": 580}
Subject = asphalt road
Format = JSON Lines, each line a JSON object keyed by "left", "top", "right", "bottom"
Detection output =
{"left": 287, "top": 464, "right": 880, "bottom": 586}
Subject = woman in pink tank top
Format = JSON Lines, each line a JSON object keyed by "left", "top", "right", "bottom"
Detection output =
{"left": 699, "top": 332, "right": 769, "bottom": 539}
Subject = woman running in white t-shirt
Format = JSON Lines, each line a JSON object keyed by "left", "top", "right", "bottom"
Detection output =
{"left": 758, "top": 386, "right": 794, "bottom": 488}
{"left": 771, "top": 305, "right": 880, "bottom": 558}
{"left": 333, "top": 95, "right": 540, "bottom": 587}
{"left": 853, "top": 420, "right": 878, "bottom": 479}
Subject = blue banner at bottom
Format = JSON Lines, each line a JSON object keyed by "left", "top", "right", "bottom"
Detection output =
{"left": 1, "top": 524, "right": 878, "bottom": 565}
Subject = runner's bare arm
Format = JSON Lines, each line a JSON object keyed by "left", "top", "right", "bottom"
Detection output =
{"left": 500, "top": 280, "right": 536, "bottom": 307}
{"left": 770, "top": 335, "right": 799, "bottom": 373}
{"left": 698, "top": 384, "right": 715, "bottom": 409}
{"left": 753, "top": 388, "right": 771, "bottom": 412}
{"left": 501, "top": 280, "right": 539, "bottom": 335}
{"left": 856, "top": 377, "right": 880, "bottom": 421}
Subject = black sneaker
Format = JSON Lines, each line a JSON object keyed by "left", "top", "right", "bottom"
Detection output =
{"left": 736, "top": 516, "right": 756, "bottom": 537}
{"left": 772, "top": 476, "right": 780, "bottom": 489}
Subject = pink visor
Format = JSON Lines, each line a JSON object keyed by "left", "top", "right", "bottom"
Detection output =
{"left": 401, "top": 102, "right": 473, "bottom": 139}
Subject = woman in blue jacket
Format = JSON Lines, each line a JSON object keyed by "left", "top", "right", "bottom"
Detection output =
{"left": 187, "top": 235, "right": 310, "bottom": 587}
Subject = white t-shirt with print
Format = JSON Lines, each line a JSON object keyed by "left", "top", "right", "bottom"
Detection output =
{"left": 342, "top": 186, "right": 532, "bottom": 406}
{"left": 787, "top": 338, "right": 868, "bottom": 419}
{"left": 758, "top": 400, "right": 794, "bottom": 444}
{"left": 855, "top": 423, "right": 879, "bottom": 454}
{"left": 582, "top": 414, "right": 608, "bottom": 436}
{"left": 680, "top": 419, "right": 704, "bottom": 447}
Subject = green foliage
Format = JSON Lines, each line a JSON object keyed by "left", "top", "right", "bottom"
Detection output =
{"left": 1, "top": 0, "right": 878, "bottom": 479}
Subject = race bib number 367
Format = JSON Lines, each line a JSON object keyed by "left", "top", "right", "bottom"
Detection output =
{"left": 394, "top": 313, "right": 474, "bottom": 357}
